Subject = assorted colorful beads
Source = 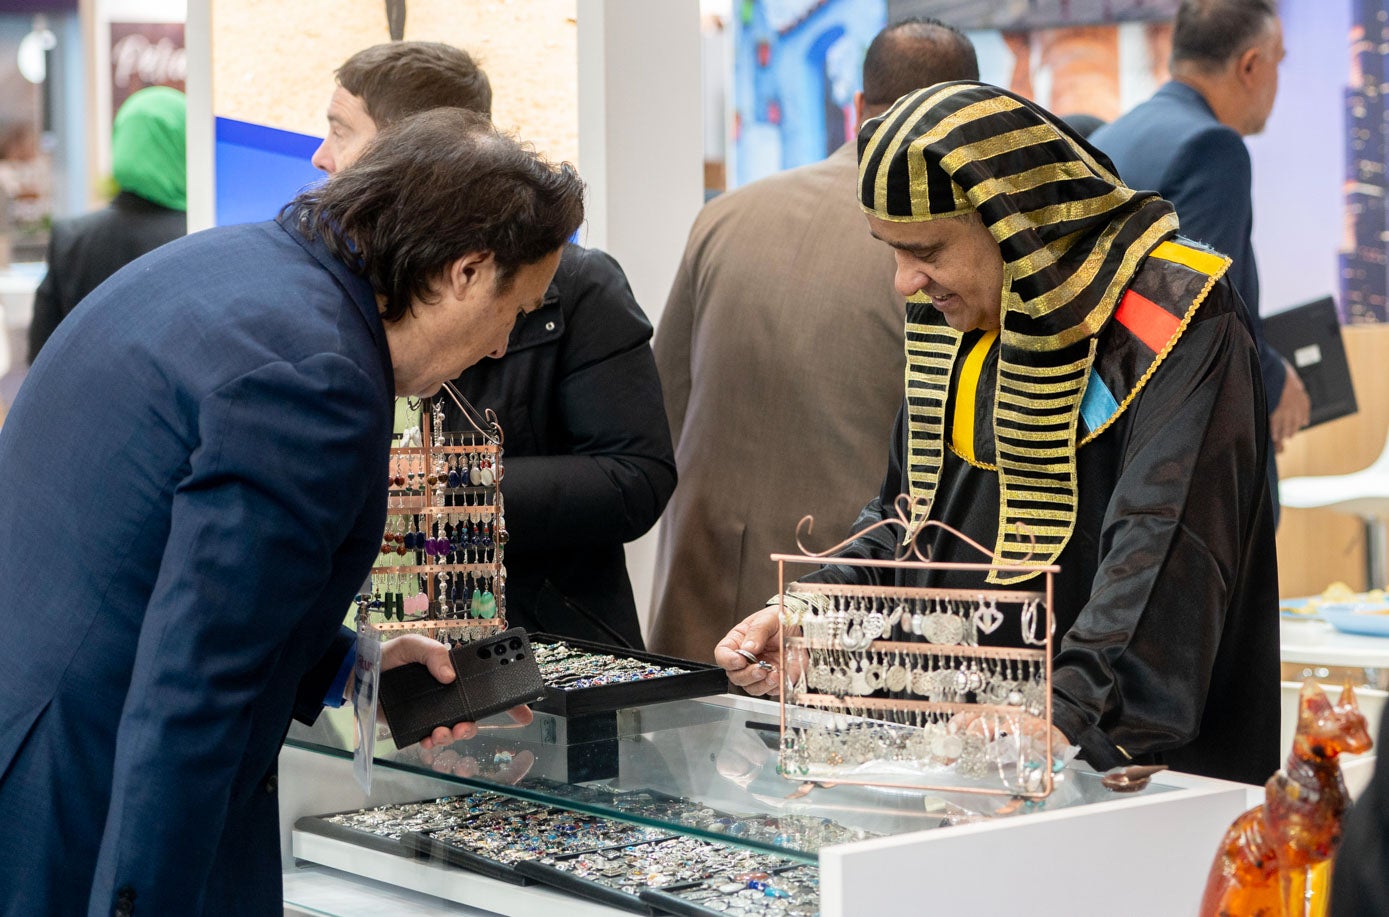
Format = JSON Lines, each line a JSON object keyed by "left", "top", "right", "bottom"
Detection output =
{"left": 368, "top": 409, "right": 508, "bottom": 631}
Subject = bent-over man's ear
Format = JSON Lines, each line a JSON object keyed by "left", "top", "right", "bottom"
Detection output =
{"left": 448, "top": 251, "right": 495, "bottom": 294}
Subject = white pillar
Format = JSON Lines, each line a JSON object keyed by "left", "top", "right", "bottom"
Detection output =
{"left": 576, "top": 0, "right": 703, "bottom": 322}
{"left": 184, "top": 0, "right": 212, "bottom": 232}
{"left": 577, "top": 0, "right": 703, "bottom": 636}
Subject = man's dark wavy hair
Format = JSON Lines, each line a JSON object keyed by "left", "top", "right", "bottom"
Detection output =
{"left": 291, "top": 108, "right": 584, "bottom": 322}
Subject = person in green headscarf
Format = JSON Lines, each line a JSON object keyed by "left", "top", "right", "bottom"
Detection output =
{"left": 716, "top": 82, "right": 1280, "bottom": 787}
{"left": 28, "top": 85, "right": 187, "bottom": 362}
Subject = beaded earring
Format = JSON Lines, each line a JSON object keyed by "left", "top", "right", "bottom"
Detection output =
{"left": 475, "top": 575, "right": 497, "bottom": 619}
{"left": 436, "top": 571, "right": 451, "bottom": 618}
{"left": 447, "top": 452, "right": 461, "bottom": 489}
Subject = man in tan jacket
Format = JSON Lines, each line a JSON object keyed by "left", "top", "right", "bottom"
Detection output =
{"left": 649, "top": 19, "right": 979, "bottom": 662}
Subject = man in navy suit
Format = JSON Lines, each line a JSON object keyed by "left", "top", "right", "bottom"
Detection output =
{"left": 0, "top": 110, "right": 583, "bottom": 916}
{"left": 1090, "top": 0, "right": 1309, "bottom": 512}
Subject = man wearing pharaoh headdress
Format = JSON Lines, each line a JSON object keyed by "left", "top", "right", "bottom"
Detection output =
{"left": 718, "top": 82, "right": 1279, "bottom": 786}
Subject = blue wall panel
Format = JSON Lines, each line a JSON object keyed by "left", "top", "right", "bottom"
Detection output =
{"left": 214, "top": 117, "right": 323, "bottom": 227}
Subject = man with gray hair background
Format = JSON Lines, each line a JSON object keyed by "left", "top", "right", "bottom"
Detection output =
{"left": 1090, "top": 0, "right": 1308, "bottom": 514}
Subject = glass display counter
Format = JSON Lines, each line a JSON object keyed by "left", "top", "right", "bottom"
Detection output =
{"left": 281, "top": 694, "right": 1258, "bottom": 916}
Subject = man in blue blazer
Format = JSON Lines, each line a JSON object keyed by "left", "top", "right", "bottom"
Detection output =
{"left": 1090, "top": 0, "right": 1309, "bottom": 513}
{"left": 0, "top": 110, "right": 583, "bottom": 916}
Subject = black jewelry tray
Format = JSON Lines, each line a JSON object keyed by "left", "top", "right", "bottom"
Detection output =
{"left": 638, "top": 886, "right": 819, "bottom": 917}
{"left": 512, "top": 858, "right": 674, "bottom": 915}
{"left": 529, "top": 633, "right": 728, "bottom": 717}
{"left": 293, "top": 794, "right": 483, "bottom": 858}
{"left": 401, "top": 829, "right": 536, "bottom": 886}
{"left": 514, "top": 834, "right": 804, "bottom": 916}
{"left": 402, "top": 811, "right": 676, "bottom": 888}
{"left": 295, "top": 813, "right": 416, "bottom": 858}
{"left": 638, "top": 864, "right": 821, "bottom": 917}
{"left": 635, "top": 888, "right": 731, "bottom": 917}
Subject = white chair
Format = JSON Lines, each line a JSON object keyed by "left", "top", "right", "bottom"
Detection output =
{"left": 1281, "top": 425, "right": 1389, "bottom": 588}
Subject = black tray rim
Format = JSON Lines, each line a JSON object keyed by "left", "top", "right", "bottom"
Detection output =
{"left": 292, "top": 794, "right": 486, "bottom": 859}
{"left": 401, "top": 829, "right": 535, "bottom": 886}
{"left": 512, "top": 858, "right": 665, "bottom": 915}
{"left": 529, "top": 633, "right": 728, "bottom": 717}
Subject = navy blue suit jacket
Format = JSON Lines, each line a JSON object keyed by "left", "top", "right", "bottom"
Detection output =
{"left": 0, "top": 212, "right": 394, "bottom": 915}
{"left": 1090, "top": 81, "right": 1286, "bottom": 411}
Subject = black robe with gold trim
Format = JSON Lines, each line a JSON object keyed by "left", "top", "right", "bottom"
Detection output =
{"left": 808, "top": 242, "right": 1280, "bottom": 785}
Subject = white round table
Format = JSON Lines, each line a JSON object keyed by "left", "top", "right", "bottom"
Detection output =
{"left": 1282, "top": 617, "right": 1389, "bottom": 676}
{"left": 1279, "top": 617, "right": 1387, "bottom": 780}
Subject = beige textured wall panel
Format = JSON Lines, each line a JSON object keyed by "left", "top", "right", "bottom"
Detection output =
{"left": 211, "top": 0, "right": 578, "bottom": 165}
{"left": 1276, "top": 325, "right": 1389, "bottom": 597}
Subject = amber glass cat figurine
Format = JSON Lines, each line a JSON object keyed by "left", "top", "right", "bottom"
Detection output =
{"left": 1199, "top": 680, "right": 1372, "bottom": 917}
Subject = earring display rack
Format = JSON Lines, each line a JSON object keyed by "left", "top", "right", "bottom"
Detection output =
{"left": 773, "top": 499, "right": 1058, "bottom": 799}
{"left": 358, "top": 385, "right": 508, "bottom": 645}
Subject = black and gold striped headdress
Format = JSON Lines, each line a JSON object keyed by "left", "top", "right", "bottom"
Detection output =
{"left": 858, "top": 82, "right": 1181, "bottom": 582}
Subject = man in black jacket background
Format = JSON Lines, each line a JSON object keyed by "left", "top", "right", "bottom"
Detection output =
{"left": 313, "top": 42, "right": 676, "bottom": 650}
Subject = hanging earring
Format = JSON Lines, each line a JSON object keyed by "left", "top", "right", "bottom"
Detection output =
{"left": 1021, "top": 598, "right": 1049, "bottom": 646}
{"left": 864, "top": 649, "right": 885, "bottom": 692}
{"left": 1007, "top": 657, "right": 1026, "bottom": 707}
{"left": 885, "top": 650, "right": 908, "bottom": 693}
{"left": 446, "top": 452, "right": 460, "bottom": 489}
{"left": 887, "top": 602, "right": 907, "bottom": 636}
{"left": 476, "top": 575, "right": 497, "bottom": 619}
{"left": 937, "top": 607, "right": 965, "bottom": 645}
{"left": 436, "top": 571, "right": 451, "bottom": 618}
{"left": 468, "top": 575, "right": 484, "bottom": 619}
{"left": 972, "top": 593, "right": 1004, "bottom": 636}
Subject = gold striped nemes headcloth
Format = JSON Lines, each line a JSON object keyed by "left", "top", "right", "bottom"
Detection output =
{"left": 858, "top": 82, "right": 1180, "bottom": 583}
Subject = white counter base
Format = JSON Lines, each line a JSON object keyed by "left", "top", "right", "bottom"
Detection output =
{"left": 290, "top": 833, "right": 629, "bottom": 916}
{"left": 821, "top": 770, "right": 1254, "bottom": 917}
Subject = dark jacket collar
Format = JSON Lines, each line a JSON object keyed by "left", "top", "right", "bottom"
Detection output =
{"left": 111, "top": 190, "right": 184, "bottom": 215}
{"left": 274, "top": 207, "right": 394, "bottom": 397}
{"left": 504, "top": 281, "right": 564, "bottom": 353}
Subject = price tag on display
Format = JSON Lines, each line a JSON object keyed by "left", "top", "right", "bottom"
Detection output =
{"left": 352, "top": 623, "right": 383, "bottom": 794}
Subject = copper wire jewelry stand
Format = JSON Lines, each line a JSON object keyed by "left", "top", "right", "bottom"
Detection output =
{"left": 360, "top": 382, "right": 508, "bottom": 644}
{"left": 773, "top": 495, "right": 1058, "bottom": 799}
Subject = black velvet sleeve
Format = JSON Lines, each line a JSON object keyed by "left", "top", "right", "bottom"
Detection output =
{"left": 499, "top": 250, "right": 677, "bottom": 551}
{"left": 1049, "top": 304, "right": 1271, "bottom": 770}
{"left": 797, "top": 404, "right": 909, "bottom": 588}
{"left": 292, "top": 625, "right": 356, "bottom": 725}
{"left": 27, "top": 226, "right": 71, "bottom": 363}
